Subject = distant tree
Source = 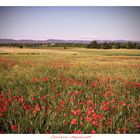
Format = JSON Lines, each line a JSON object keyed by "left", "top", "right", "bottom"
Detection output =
{"left": 113, "top": 42, "right": 121, "bottom": 49}
{"left": 127, "top": 41, "right": 133, "bottom": 49}
{"left": 87, "top": 41, "right": 99, "bottom": 49}
{"left": 101, "top": 42, "right": 110, "bottom": 49}
{"left": 136, "top": 43, "right": 140, "bottom": 49}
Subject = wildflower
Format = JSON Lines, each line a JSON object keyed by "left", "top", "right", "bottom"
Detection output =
{"left": 80, "top": 122, "right": 84, "bottom": 126}
{"left": 11, "top": 125, "right": 17, "bottom": 131}
{"left": 74, "top": 91, "right": 82, "bottom": 96}
{"left": 77, "top": 109, "right": 81, "bottom": 115}
{"left": 80, "top": 116, "right": 83, "bottom": 120}
{"left": 33, "top": 103, "right": 40, "bottom": 113}
{"left": 41, "top": 95, "right": 46, "bottom": 101}
{"left": 102, "top": 106, "right": 109, "bottom": 111}
{"left": 56, "top": 107, "right": 61, "bottom": 111}
{"left": 60, "top": 100, "right": 65, "bottom": 107}
{"left": 71, "top": 119, "right": 77, "bottom": 124}
{"left": 119, "top": 101, "right": 126, "bottom": 106}
{"left": 41, "top": 106, "right": 45, "bottom": 110}
{"left": 134, "top": 83, "right": 140, "bottom": 88}
{"left": 75, "top": 81, "right": 82, "bottom": 85}
{"left": 84, "top": 117, "right": 90, "bottom": 122}
{"left": 85, "top": 110, "right": 91, "bottom": 115}
{"left": 19, "top": 97, "right": 24, "bottom": 103}
{"left": 106, "top": 91, "right": 111, "bottom": 97}
{"left": 92, "top": 120, "right": 99, "bottom": 127}
{"left": 42, "top": 77, "right": 49, "bottom": 82}
{"left": 31, "top": 77, "right": 36, "bottom": 82}
{"left": 135, "top": 122, "right": 140, "bottom": 128}
{"left": 107, "top": 76, "right": 110, "bottom": 81}
{"left": 90, "top": 82, "right": 96, "bottom": 87}
{"left": 32, "top": 97, "right": 36, "bottom": 101}
{"left": 117, "top": 128, "right": 121, "bottom": 134}
{"left": 73, "top": 130, "right": 82, "bottom": 134}
{"left": 94, "top": 103, "right": 97, "bottom": 107}
{"left": 23, "top": 105, "right": 28, "bottom": 112}
{"left": 93, "top": 113, "right": 98, "bottom": 119}
{"left": 64, "top": 121, "right": 68, "bottom": 125}
{"left": 86, "top": 100, "right": 92, "bottom": 106}
{"left": 7, "top": 98, "right": 12, "bottom": 103}
{"left": 71, "top": 109, "right": 77, "bottom": 116}
{"left": 64, "top": 113, "right": 68, "bottom": 117}
{"left": 122, "top": 128, "right": 127, "bottom": 134}
{"left": 88, "top": 107, "right": 94, "bottom": 112}
{"left": 51, "top": 96, "right": 56, "bottom": 99}
{"left": 88, "top": 95, "right": 92, "bottom": 99}
{"left": 91, "top": 130, "right": 96, "bottom": 134}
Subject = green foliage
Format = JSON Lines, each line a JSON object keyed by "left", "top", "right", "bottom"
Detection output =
{"left": 87, "top": 41, "right": 99, "bottom": 49}
{"left": 87, "top": 40, "right": 140, "bottom": 49}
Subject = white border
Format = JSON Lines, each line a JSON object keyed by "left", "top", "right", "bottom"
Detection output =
{"left": 0, "top": 0, "right": 140, "bottom": 6}
{"left": 0, "top": 134, "right": 140, "bottom": 140}
{"left": 0, "top": 0, "right": 140, "bottom": 140}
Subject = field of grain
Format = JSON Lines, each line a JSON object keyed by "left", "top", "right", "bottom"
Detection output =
{"left": 0, "top": 47, "right": 140, "bottom": 134}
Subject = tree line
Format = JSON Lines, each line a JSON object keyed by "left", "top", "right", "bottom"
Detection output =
{"left": 0, "top": 43, "right": 87, "bottom": 49}
{"left": 0, "top": 41, "right": 140, "bottom": 49}
{"left": 87, "top": 41, "right": 140, "bottom": 49}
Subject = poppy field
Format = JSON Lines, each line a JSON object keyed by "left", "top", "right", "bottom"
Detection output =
{"left": 0, "top": 47, "right": 140, "bottom": 134}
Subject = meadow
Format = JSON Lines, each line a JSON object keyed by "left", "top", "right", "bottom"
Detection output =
{"left": 0, "top": 47, "right": 140, "bottom": 134}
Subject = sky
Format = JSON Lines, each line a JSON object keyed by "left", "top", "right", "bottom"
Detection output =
{"left": 0, "top": 7, "right": 140, "bottom": 41}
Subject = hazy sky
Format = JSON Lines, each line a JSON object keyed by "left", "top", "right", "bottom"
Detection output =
{"left": 0, "top": 7, "right": 140, "bottom": 41}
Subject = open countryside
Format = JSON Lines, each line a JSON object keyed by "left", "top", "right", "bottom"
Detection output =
{"left": 0, "top": 7, "right": 140, "bottom": 134}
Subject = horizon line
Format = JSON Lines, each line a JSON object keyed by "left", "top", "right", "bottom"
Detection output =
{"left": 0, "top": 38, "right": 140, "bottom": 42}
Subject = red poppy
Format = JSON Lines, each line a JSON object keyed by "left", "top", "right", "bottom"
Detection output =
{"left": 91, "top": 130, "right": 96, "bottom": 134}
{"left": 135, "top": 122, "right": 140, "bottom": 128}
{"left": 73, "top": 130, "right": 82, "bottom": 134}
{"left": 135, "top": 83, "right": 140, "bottom": 87}
{"left": 77, "top": 109, "right": 81, "bottom": 115}
{"left": 90, "top": 82, "right": 96, "bottom": 87}
{"left": 106, "top": 91, "right": 111, "bottom": 97}
{"left": 56, "top": 107, "right": 61, "bottom": 111}
{"left": 71, "top": 109, "right": 77, "bottom": 116}
{"left": 84, "top": 117, "right": 90, "bottom": 122}
{"left": 11, "top": 125, "right": 17, "bottom": 131}
{"left": 71, "top": 119, "right": 77, "bottom": 125}
{"left": 92, "top": 120, "right": 99, "bottom": 127}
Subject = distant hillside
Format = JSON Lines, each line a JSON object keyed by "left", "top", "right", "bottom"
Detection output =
{"left": 0, "top": 39, "right": 48, "bottom": 44}
{"left": 47, "top": 39, "right": 90, "bottom": 44}
{"left": 0, "top": 39, "right": 139, "bottom": 44}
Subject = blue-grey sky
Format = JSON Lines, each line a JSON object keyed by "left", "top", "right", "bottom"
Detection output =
{"left": 0, "top": 7, "right": 140, "bottom": 41}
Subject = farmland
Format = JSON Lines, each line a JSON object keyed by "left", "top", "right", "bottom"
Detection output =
{"left": 0, "top": 47, "right": 140, "bottom": 134}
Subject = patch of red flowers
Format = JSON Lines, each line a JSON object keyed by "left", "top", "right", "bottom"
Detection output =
{"left": 11, "top": 125, "right": 17, "bottom": 131}
{"left": 71, "top": 119, "right": 77, "bottom": 125}
{"left": 33, "top": 103, "right": 40, "bottom": 113}
{"left": 72, "top": 130, "right": 82, "bottom": 134}
{"left": 91, "top": 130, "right": 96, "bottom": 134}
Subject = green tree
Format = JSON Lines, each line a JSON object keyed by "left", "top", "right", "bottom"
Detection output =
{"left": 87, "top": 41, "right": 99, "bottom": 49}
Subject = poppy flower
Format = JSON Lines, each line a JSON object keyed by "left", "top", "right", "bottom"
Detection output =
{"left": 71, "top": 119, "right": 77, "bottom": 125}
{"left": 73, "top": 130, "right": 82, "bottom": 134}
{"left": 91, "top": 130, "right": 96, "bottom": 134}
{"left": 11, "top": 125, "right": 17, "bottom": 131}
{"left": 71, "top": 110, "right": 77, "bottom": 116}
